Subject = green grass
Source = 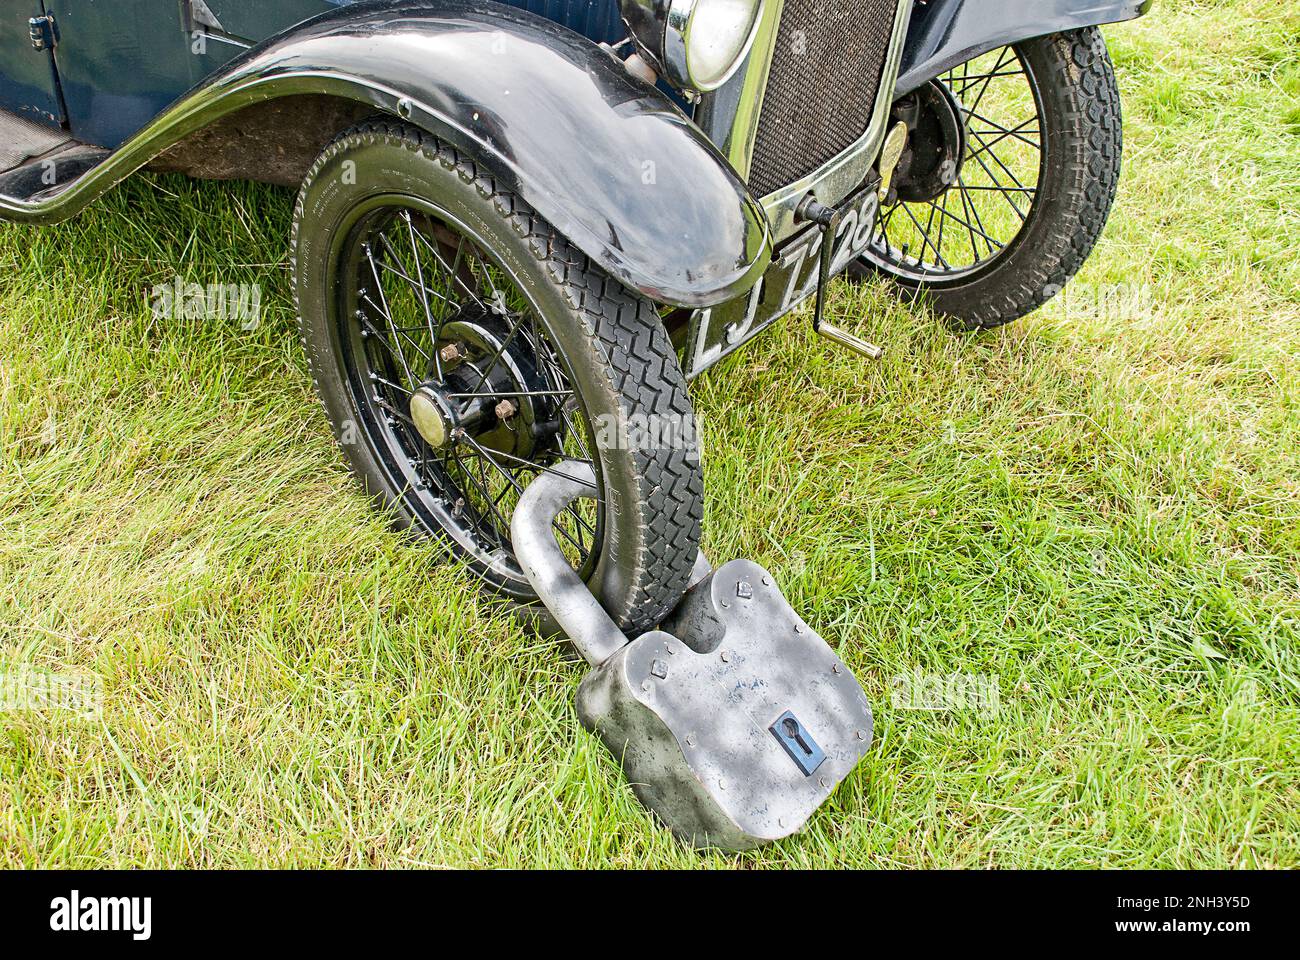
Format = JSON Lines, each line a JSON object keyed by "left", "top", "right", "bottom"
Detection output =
{"left": 1, "top": 0, "right": 1297, "bottom": 867}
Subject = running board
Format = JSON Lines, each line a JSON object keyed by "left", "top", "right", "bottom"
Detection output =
{"left": 0, "top": 108, "right": 114, "bottom": 222}
{"left": 0, "top": 108, "right": 72, "bottom": 169}
{"left": 0, "top": 143, "right": 112, "bottom": 208}
{"left": 511, "top": 462, "right": 874, "bottom": 850}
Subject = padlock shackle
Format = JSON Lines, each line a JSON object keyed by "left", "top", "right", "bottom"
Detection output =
{"left": 510, "top": 461, "right": 629, "bottom": 666}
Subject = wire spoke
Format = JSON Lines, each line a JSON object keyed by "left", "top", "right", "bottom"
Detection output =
{"left": 467, "top": 311, "right": 529, "bottom": 395}
{"left": 928, "top": 193, "right": 1008, "bottom": 247}
{"left": 360, "top": 291, "right": 432, "bottom": 368}
{"left": 900, "top": 201, "right": 951, "bottom": 269}
{"left": 373, "top": 395, "right": 417, "bottom": 428}
{"left": 376, "top": 239, "right": 457, "bottom": 309}
{"left": 956, "top": 179, "right": 996, "bottom": 261}
{"left": 456, "top": 432, "right": 589, "bottom": 553}
{"left": 458, "top": 436, "right": 598, "bottom": 491}
{"left": 371, "top": 372, "right": 413, "bottom": 396}
{"left": 401, "top": 211, "right": 443, "bottom": 380}
{"left": 934, "top": 187, "right": 950, "bottom": 266}
{"left": 965, "top": 145, "right": 1029, "bottom": 221}
{"left": 365, "top": 246, "right": 421, "bottom": 385}
{"left": 409, "top": 226, "right": 486, "bottom": 309}
{"left": 953, "top": 178, "right": 982, "bottom": 262}
{"left": 965, "top": 116, "right": 1042, "bottom": 158}
{"left": 962, "top": 47, "right": 1015, "bottom": 117}
{"left": 447, "top": 388, "right": 574, "bottom": 400}
{"left": 956, "top": 183, "right": 1037, "bottom": 194}
{"left": 340, "top": 203, "right": 603, "bottom": 581}
{"left": 959, "top": 176, "right": 1000, "bottom": 260}
{"left": 869, "top": 44, "right": 1042, "bottom": 278}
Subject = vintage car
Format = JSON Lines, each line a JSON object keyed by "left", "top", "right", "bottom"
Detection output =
{"left": 0, "top": 0, "right": 1151, "bottom": 635}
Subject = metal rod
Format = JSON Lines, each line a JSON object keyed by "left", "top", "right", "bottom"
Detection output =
{"left": 798, "top": 196, "right": 884, "bottom": 361}
{"left": 512, "top": 462, "right": 712, "bottom": 665}
{"left": 815, "top": 321, "right": 884, "bottom": 360}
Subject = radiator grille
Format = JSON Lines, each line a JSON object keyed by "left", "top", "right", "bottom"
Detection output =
{"left": 748, "top": 0, "right": 900, "bottom": 197}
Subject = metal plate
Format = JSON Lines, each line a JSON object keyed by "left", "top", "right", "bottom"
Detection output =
{"left": 685, "top": 188, "right": 877, "bottom": 378}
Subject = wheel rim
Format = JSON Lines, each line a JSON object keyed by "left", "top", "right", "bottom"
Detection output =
{"left": 864, "top": 44, "right": 1046, "bottom": 283}
{"left": 330, "top": 197, "right": 603, "bottom": 594}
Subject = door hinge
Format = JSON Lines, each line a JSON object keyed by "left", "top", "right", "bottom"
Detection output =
{"left": 182, "top": 0, "right": 225, "bottom": 34}
{"left": 29, "top": 14, "right": 58, "bottom": 51}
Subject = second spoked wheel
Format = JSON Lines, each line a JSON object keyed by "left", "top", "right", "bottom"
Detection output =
{"left": 852, "top": 28, "right": 1124, "bottom": 330}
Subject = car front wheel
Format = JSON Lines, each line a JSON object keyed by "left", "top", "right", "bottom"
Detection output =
{"left": 291, "top": 121, "right": 704, "bottom": 633}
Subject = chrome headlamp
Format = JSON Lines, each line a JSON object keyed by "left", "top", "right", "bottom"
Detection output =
{"left": 620, "top": 0, "right": 766, "bottom": 93}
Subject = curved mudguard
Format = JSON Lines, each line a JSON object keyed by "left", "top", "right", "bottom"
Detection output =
{"left": 895, "top": 0, "right": 1154, "bottom": 96}
{"left": 0, "top": 1, "right": 770, "bottom": 308}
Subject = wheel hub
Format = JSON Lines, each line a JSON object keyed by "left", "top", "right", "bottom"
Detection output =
{"left": 892, "top": 79, "right": 967, "bottom": 204}
{"left": 409, "top": 385, "right": 456, "bottom": 449}
{"left": 407, "top": 308, "right": 555, "bottom": 461}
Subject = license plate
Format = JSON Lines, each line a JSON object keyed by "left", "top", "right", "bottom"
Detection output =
{"left": 685, "top": 189, "right": 878, "bottom": 378}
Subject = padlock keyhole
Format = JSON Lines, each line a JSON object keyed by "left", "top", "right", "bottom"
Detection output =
{"left": 783, "top": 717, "right": 812, "bottom": 755}
{"left": 770, "top": 709, "right": 826, "bottom": 776}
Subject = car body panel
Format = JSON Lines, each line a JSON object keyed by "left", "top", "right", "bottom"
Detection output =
{"left": 42, "top": 1, "right": 243, "bottom": 147}
{"left": 0, "top": 0, "right": 65, "bottom": 124}
{"left": 0, "top": 1, "right": 771, "bottom": 308}
{"left": 38, "top": 0, "right": 629, "bottom": 149}
{"left": 203, "top": 0, "right": 626, "bottom": 49}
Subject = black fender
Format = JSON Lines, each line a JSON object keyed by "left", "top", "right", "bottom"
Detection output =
{"left": 0, "top": 1, "right": 770, "bottom": 308}
{"left": 895, "top": 0, "right": 1154, "bottom": 97}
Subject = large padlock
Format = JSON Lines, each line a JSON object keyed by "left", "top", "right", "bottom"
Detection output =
{"left": 513, "top": 464, "right": 873, "bottom": 850}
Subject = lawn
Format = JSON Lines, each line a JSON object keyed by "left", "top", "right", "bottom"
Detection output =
{"left": 1, "top": 0, "right": 1297, "bottom": 867}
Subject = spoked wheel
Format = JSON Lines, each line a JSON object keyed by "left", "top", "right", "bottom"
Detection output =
{"left": 851, "top": 28, "right": 1123, "bottom": 329}
{"left": 293, "top": 122, "right": 703, "bottom": 632}
{"left": 343, "top": 204, "right": 601, "bottom": 584}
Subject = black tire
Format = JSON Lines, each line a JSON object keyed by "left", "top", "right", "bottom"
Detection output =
{"left": 852, "top": 27, "right": 1122, "bottom": 330}
{"left": 292, "top": 120, "right": 703, "bottom": 633}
